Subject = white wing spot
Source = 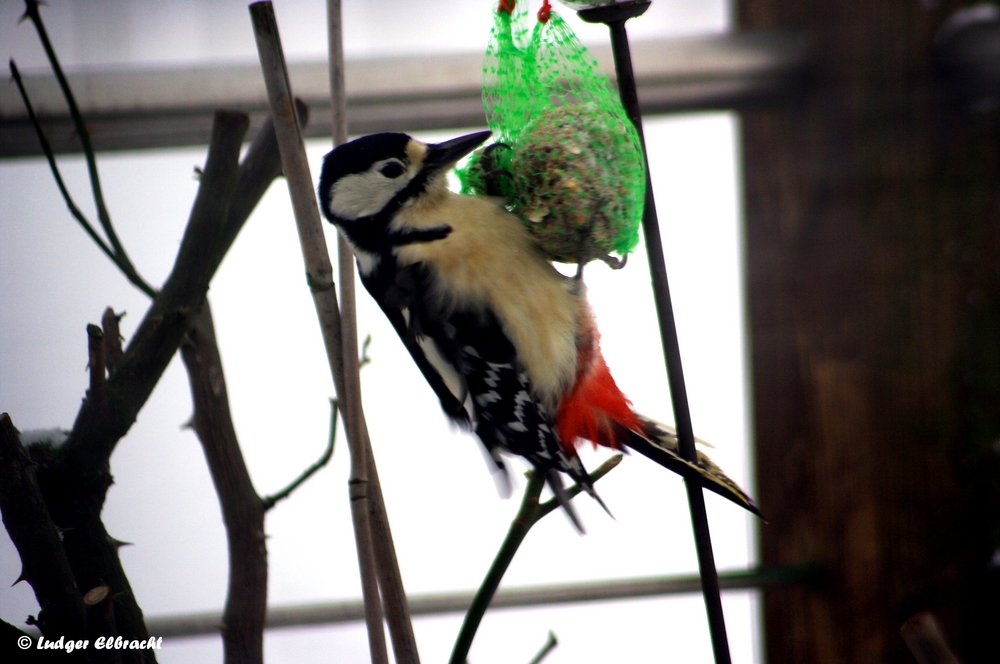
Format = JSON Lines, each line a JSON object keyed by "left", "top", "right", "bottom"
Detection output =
{"left": 417, "top": 335, "right": 467, "bottom": 405}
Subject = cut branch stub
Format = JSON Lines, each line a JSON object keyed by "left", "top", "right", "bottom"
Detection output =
{"left": 101, "top": 308, "right": 124, "bottom": 372}
{"left": 87, "top": 323, "right": 105, "bottom": 396}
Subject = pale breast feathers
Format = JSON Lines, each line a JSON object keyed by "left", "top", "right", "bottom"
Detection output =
{"left": 393, "top": 189, "right": 580, "bottom": 408}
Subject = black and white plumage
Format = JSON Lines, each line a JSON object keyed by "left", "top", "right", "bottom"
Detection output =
{"left": 317, "top": 130, "right": 599, "bottom": 528}
{"left": 317, "top": 130, "right": 759, "bottom": 531}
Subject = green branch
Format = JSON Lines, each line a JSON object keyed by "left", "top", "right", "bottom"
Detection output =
{"left": 527, "top": 631, "right": 558, "bottom": 664}
{"left": 449, "top": 454, "right": 622, "bottom": 664}
{"left": 262, "top": 400, "right": 338, "bottom": 511}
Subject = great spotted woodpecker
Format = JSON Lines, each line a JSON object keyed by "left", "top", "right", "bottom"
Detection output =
{"left": 318, "top": 130, "right": 757, "bottom": 530}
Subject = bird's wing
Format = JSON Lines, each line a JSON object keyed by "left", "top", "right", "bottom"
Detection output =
{"left": 365, "top": 259, "right": 600, "bottom": 530}
{"left": 367, "top": 261, "right": 475, "bottom": 428}
{"left": 441, "top": 306, "right": 605, "bottom": 531}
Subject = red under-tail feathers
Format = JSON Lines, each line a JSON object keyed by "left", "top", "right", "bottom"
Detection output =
{"left": 555, "top": 303, "right": 641, "bottom": 452}
{"left": 556, "top": 302, "right": 761, "bottom": 516}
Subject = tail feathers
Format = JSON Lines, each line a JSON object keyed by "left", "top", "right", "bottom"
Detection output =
{"left": 546, "top": 458, "right": 615, "bottom": 534}
{"left": 546, "top": 469, "right": 586, "bottom": 534}
{"left": 622, "top": 415, "right": 761, "bottom": 517}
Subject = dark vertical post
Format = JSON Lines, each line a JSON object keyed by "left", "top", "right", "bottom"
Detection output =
{"left": 578, "top": 2, "right": 732, "bottom": 662}
{"left": 738, "top": 1, "right": 1000, "bottom": 661}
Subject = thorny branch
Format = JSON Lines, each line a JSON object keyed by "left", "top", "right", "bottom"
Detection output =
{"left": 0, "top": 414, "right": 87, "bottom": 643}
{"left": 181, "top": 303, "right": 265, "bottom": 664}
{"left": 2, "top": 3, "right": 329, "bottom": 663}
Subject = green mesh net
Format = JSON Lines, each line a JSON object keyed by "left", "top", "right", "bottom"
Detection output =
{"left": 456, "top": 1, "right": 645, "bottom": 264}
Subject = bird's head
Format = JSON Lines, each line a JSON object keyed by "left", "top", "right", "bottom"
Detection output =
{"left": 317, "top": 130, "right": 491, "bottom": 232}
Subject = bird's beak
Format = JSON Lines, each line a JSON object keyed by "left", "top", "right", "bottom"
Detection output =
{"left": 422, "top": 130, "right": 493, "bottom": 175}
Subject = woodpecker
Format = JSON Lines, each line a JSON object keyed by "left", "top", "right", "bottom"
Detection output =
{"left": 318, "top": 130, "right": 757, "bottom": 530}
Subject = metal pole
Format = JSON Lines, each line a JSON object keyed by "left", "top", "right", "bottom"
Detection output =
{"left": 578, "top": 2, "right": 732, "bottom": 662}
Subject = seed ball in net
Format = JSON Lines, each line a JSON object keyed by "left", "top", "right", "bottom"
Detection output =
{"left": 511, "top": 102, "right": 630, "bottom": 263}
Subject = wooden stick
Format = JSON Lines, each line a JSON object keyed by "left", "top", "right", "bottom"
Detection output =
{"left": 249, "top": 4, "right": 387, "bottom": 663}
{"left": 325, "top": 1, "right": 420, "bottom": 662}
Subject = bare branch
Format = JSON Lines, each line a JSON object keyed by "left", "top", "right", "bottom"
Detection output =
{"left": 450, "top": 455, "right": 623, "bottom": 664}
{"left": 181, "top": 303, "right": 266, "bottom": 664}
{"left": 527, "top": 631, "right": 558, "bottom": 664}
{"left": 31, "top": 111, "right": 253, "bottom": 659}
{"left": 52, "top": 110, "right": 249, "bottom": 483}
{"left": 263, "top": 400, "right": 338, "bottom": 511}
{"left": 8, "top": 59, "right": 121, "bottom": 276}
{"left": 21, "top": 0, "right": 154, "bottom": 296}
{"left": 22, "top": 103, "right": 298, "bottom": 664}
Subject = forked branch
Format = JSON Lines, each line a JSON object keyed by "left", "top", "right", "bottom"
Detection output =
{"left": 450, "top": 455, "right": 622, "bottom": 664}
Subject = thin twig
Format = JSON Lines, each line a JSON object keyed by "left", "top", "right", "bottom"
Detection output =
{"left": 21, "top": 0, "right": 153, "bottom": 297}
{"left": 8, "top": 60, "right": 121, "bottom": 274}
{"left": 249, "top": 4, "right": 388, "bottom": 663}
{"left": 359, "top": 334, "right": 373, "bottom": 369}
{"left": 527, "top": 631, "right": 558, "bottom": 664}
{"left": 263, "top": 399, "right": 338, "bottom": 511}
{"left": 450, "top": 455, "right": 623, "bottom": 664}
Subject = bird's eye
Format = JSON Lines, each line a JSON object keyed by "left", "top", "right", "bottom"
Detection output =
{"left": 379, "top": 162, "right": 406, "bottom": 179}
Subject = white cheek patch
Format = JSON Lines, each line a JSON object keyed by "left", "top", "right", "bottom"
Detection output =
{"left": 328, "top": 167, "right": 408, "bottom": 219}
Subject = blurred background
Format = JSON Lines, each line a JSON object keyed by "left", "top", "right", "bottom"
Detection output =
{"left": 1, "top": 0, "right": 998, "bottom": 663}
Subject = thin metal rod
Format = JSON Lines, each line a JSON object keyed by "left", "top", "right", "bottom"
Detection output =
{"left": 579, "top": 3, "right": 733, "bottom": 662}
